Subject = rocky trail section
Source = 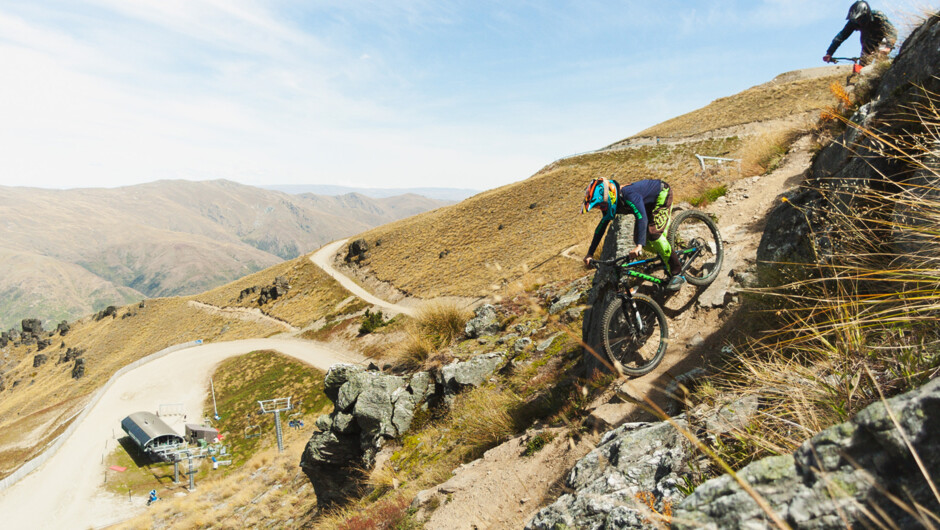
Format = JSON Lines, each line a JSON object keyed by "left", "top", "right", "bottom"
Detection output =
{"left": 412, "top": 131, "right": 818, "bottom": 530}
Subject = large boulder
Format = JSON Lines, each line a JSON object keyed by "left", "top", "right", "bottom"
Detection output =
{"left": 301, "top": 353, "right": 503, "bottom": 509}
{"left": 464, "top": 304, "right": 502, "bottom": 338}
{"left": 673, "top": 377, "right": 940, "bottom": 529}
{"left": 438, "top": 352, "right": 506, "bottom": 392}
{"left": 527, "top": 419, "right": 693, "bottom": 529}
{"left": 56, "top": 321, "right": 70, "bottom": 336}
{"left": 301, "top": 365, "right": 436, "bottom": 508}
{"left": 21, "top": 318, "right": 43, "bottom": 335}
{"left": 345, "top": 238, "right": 370, "bottom": 263}
{"left": 32, "top": 354, "right": 47, "bottom": 368}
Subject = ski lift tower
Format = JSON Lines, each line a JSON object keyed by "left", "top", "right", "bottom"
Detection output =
{"left": 258, "top": 397, "right": 292, "bottom": 453}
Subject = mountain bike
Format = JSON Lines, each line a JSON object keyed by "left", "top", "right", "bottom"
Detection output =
{"left": 590, "top": 210, "right": 723, "bottom": 376}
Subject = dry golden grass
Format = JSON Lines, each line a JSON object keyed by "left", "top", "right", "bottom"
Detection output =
{"left": 358, "top": 137, "right": 743, "bottom": 299}
{"left": 195, "top": 251, "right": 354, "bottom": 328}
{"left": 738, "top": 125, "right": 806, "bottom": 176}
{"left": 629, "top": 71, "right": 847, "bottom": 139}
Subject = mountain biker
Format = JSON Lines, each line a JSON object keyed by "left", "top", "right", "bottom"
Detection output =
{"left": 823, "top": 1, "right": 897, "bottom": 66}
{"left": 581, "top": 178, "right": 685, "bottom": 291}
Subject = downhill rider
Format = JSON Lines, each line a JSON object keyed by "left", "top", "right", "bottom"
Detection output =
{"left": 581, "top": 178, "right": 685, "bottom": 291}
{"left": 823, "top": 1, "right": 897, "bottom": 66}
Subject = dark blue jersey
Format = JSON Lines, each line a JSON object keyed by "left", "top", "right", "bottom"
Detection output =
{"left": 588, "top": 179, "right": 664, "bottom": 256}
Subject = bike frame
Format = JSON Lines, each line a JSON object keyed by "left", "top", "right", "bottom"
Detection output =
{"left": 596, "top": 244, "right": 702, "bottom": 335}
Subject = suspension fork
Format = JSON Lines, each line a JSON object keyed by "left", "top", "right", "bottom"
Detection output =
{"left": 617, "top": 290, "right": 645, "bottom": 335}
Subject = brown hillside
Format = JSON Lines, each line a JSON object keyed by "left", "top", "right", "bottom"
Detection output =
{"left": 0, "top": 180, "right": 448, "bottom": 328}
{"left": 624, "top": 67, "right": 848, "bottom": 140}
{"left": 354, "top": 68, "right": 845, "bottom": 299}
{"left": 358, "top": 137, "right": 740, "bottom": 298}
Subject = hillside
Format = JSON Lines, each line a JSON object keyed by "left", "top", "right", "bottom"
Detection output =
{"left": 343, "top": 67, "right": 846, "bottom": 301}
{"left": 0, "top": 180, "right": 448, "bottom": 328}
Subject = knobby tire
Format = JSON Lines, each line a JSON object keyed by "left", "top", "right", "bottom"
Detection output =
{"left": 601, "top": 294, "right": 668, "bottom": 377}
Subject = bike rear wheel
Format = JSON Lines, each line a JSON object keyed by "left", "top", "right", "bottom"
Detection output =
{"left": 601, "top": 294, "right": 668, "bottom": 377}
{"left": 668, "top": 209, "right": 724, "bottom": 287}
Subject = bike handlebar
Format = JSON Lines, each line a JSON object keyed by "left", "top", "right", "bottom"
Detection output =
{"left": 830, "top": 56, "right": 860, "bottom": 64}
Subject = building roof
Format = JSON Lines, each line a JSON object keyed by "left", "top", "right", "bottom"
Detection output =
{"left": 121, "top": 411, "right": 184, "bottom": 451}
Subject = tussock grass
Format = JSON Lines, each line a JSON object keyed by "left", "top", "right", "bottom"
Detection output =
{"left": 414, "top": 302, "right": 470, "bottom": 349}
{"left": 391, "top": 302, "right": 470, "bottom": 370}
{"left": 450, "top": 385, "right": 523, "bottom": 457}
{"left": 738, "top": 126, "right": 805, "bottom": 176}
{"left": 690, "top": 88, "right": 940, "bottom": 474}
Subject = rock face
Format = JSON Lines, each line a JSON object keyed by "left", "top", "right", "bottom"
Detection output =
{"left": 464, "top": 304, "right": 502, "bottom": 338}
{"left": 21, "top": 318, "right": 43, "bottom": 335}
{"left": 581, "top": 214, "right": 635, "bottom": 375}
{"left": 259, "top": 276, "right": 290, "bottom": 304}
{"left": 345, "top": 238, "right": 370, "bottom": 263}
{"left": 301, "top": 353, "right": 505, "bottom": 508}
{"left": 71, "top": 358, "right": 85, "bottom": 379}
{"left": 527, "top": 420, "right": 692, "bottom": 529}
{"left": 673, "top": 377, "right": 940, "bottom": 529}
{"left": 758, "top": 14, "right": 940, "bottom": 266}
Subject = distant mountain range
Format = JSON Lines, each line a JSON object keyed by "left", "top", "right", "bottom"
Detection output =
{"left": 264, "top": 185, "right": 479, "bottom": 202}
{"left": 0, "top": 179, "right": 450, "bottom": 329}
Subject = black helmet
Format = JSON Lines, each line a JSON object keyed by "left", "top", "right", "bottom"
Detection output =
{"left": 847, "top": 1, "right": 871, "bottom": 24}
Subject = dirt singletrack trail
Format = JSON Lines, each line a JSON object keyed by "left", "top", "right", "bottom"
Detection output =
{"left": 419, "top": 136, "right": 816, "bottom": 530}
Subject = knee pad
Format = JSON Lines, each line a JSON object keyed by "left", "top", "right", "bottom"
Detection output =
{"left": 646, "top": 235, "right": 672, "bottom": 262}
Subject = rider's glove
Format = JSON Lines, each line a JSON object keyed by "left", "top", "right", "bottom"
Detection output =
{"left": 823, "top": 54, "right": 833, "bottom": 63}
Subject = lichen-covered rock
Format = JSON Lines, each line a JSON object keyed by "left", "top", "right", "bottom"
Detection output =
{"left": 324, "top": 363, "right": 364, "bottom": 401}
{"left": 527, "top": 420, "right": 693, "bottom": 530}
{"left": 673, "top": 377, "right": 940, "bottom": 529}
{"left": 302, "top": 352, "right": 509, "bottom": 509}
{"left": 439, "top": 352, "right": 505, "bottom": 391}
{"left": 21, "top": 318, "right": 43, "bottom": 335}
{"left": 464, "top": 304, "right": 502, "bottom": 338}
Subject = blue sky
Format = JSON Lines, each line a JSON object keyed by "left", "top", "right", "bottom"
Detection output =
{"left": 0, "top": 1, "right": 926, "bottom": 191}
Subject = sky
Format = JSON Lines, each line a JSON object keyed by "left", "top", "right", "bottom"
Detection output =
{"left": 0, "top": 1, "right": 929, "bottom": 191}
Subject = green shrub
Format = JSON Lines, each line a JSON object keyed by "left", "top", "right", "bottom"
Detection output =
{"left": 358, "top": 309, "right": 387, "bottom": 335}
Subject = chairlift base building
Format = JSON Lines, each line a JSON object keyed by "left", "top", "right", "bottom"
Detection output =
{"left": 121, "top": 411, "right": 185, "bottom": 459}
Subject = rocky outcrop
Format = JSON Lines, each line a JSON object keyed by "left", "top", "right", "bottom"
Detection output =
{"left": 673, "top": 377, "right": 940, "bottom": 529}
{"left": 527, "top": 420, "right": 693, "bottom": 529}
{"left": 94, "top": 306, "right": 118, "bottom": 321}
{"left": 464, "top": 304, "right": 502, "bottom": 338}
{"left": 21, "top": 319, "right": 43, "bottom": 336}
{"left": 71, "top": 358, "right": 85, "bottom": 379}
{"left": 759, "top": 14, "right": 940, "bottom": 265}
{"left": 301, "top": 353, "right": 506, "bottom": 508}
{"left": 58, "top": 347, "right": 85, "bottom": 364}
{"left": 32, "top": 354, "right": 47, "bottom": 368}
{"left": 582, "top": 215, "right": 635, "bottom": 375}
{"left": 345, "top": 238, "right": 370, "bottom": 263}
{"left": 238, "top": 276, "right": 291, "bottom": 305}
{"left": 55, "top": 321, "right": 69, "bottom": 336}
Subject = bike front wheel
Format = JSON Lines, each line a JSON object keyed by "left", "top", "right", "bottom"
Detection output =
{"left": 668, "top": 209, "right": 724, "bottom": 287}
{"left": 601, "top": 294, "right": 668, "bottom": 377}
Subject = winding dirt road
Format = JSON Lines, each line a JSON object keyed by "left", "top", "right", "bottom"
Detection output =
{"left": 0, "top": 339, "right": 364, "bottom": 529}
{"left": 310, "top": 239, "right": 419, "bottom": 317}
